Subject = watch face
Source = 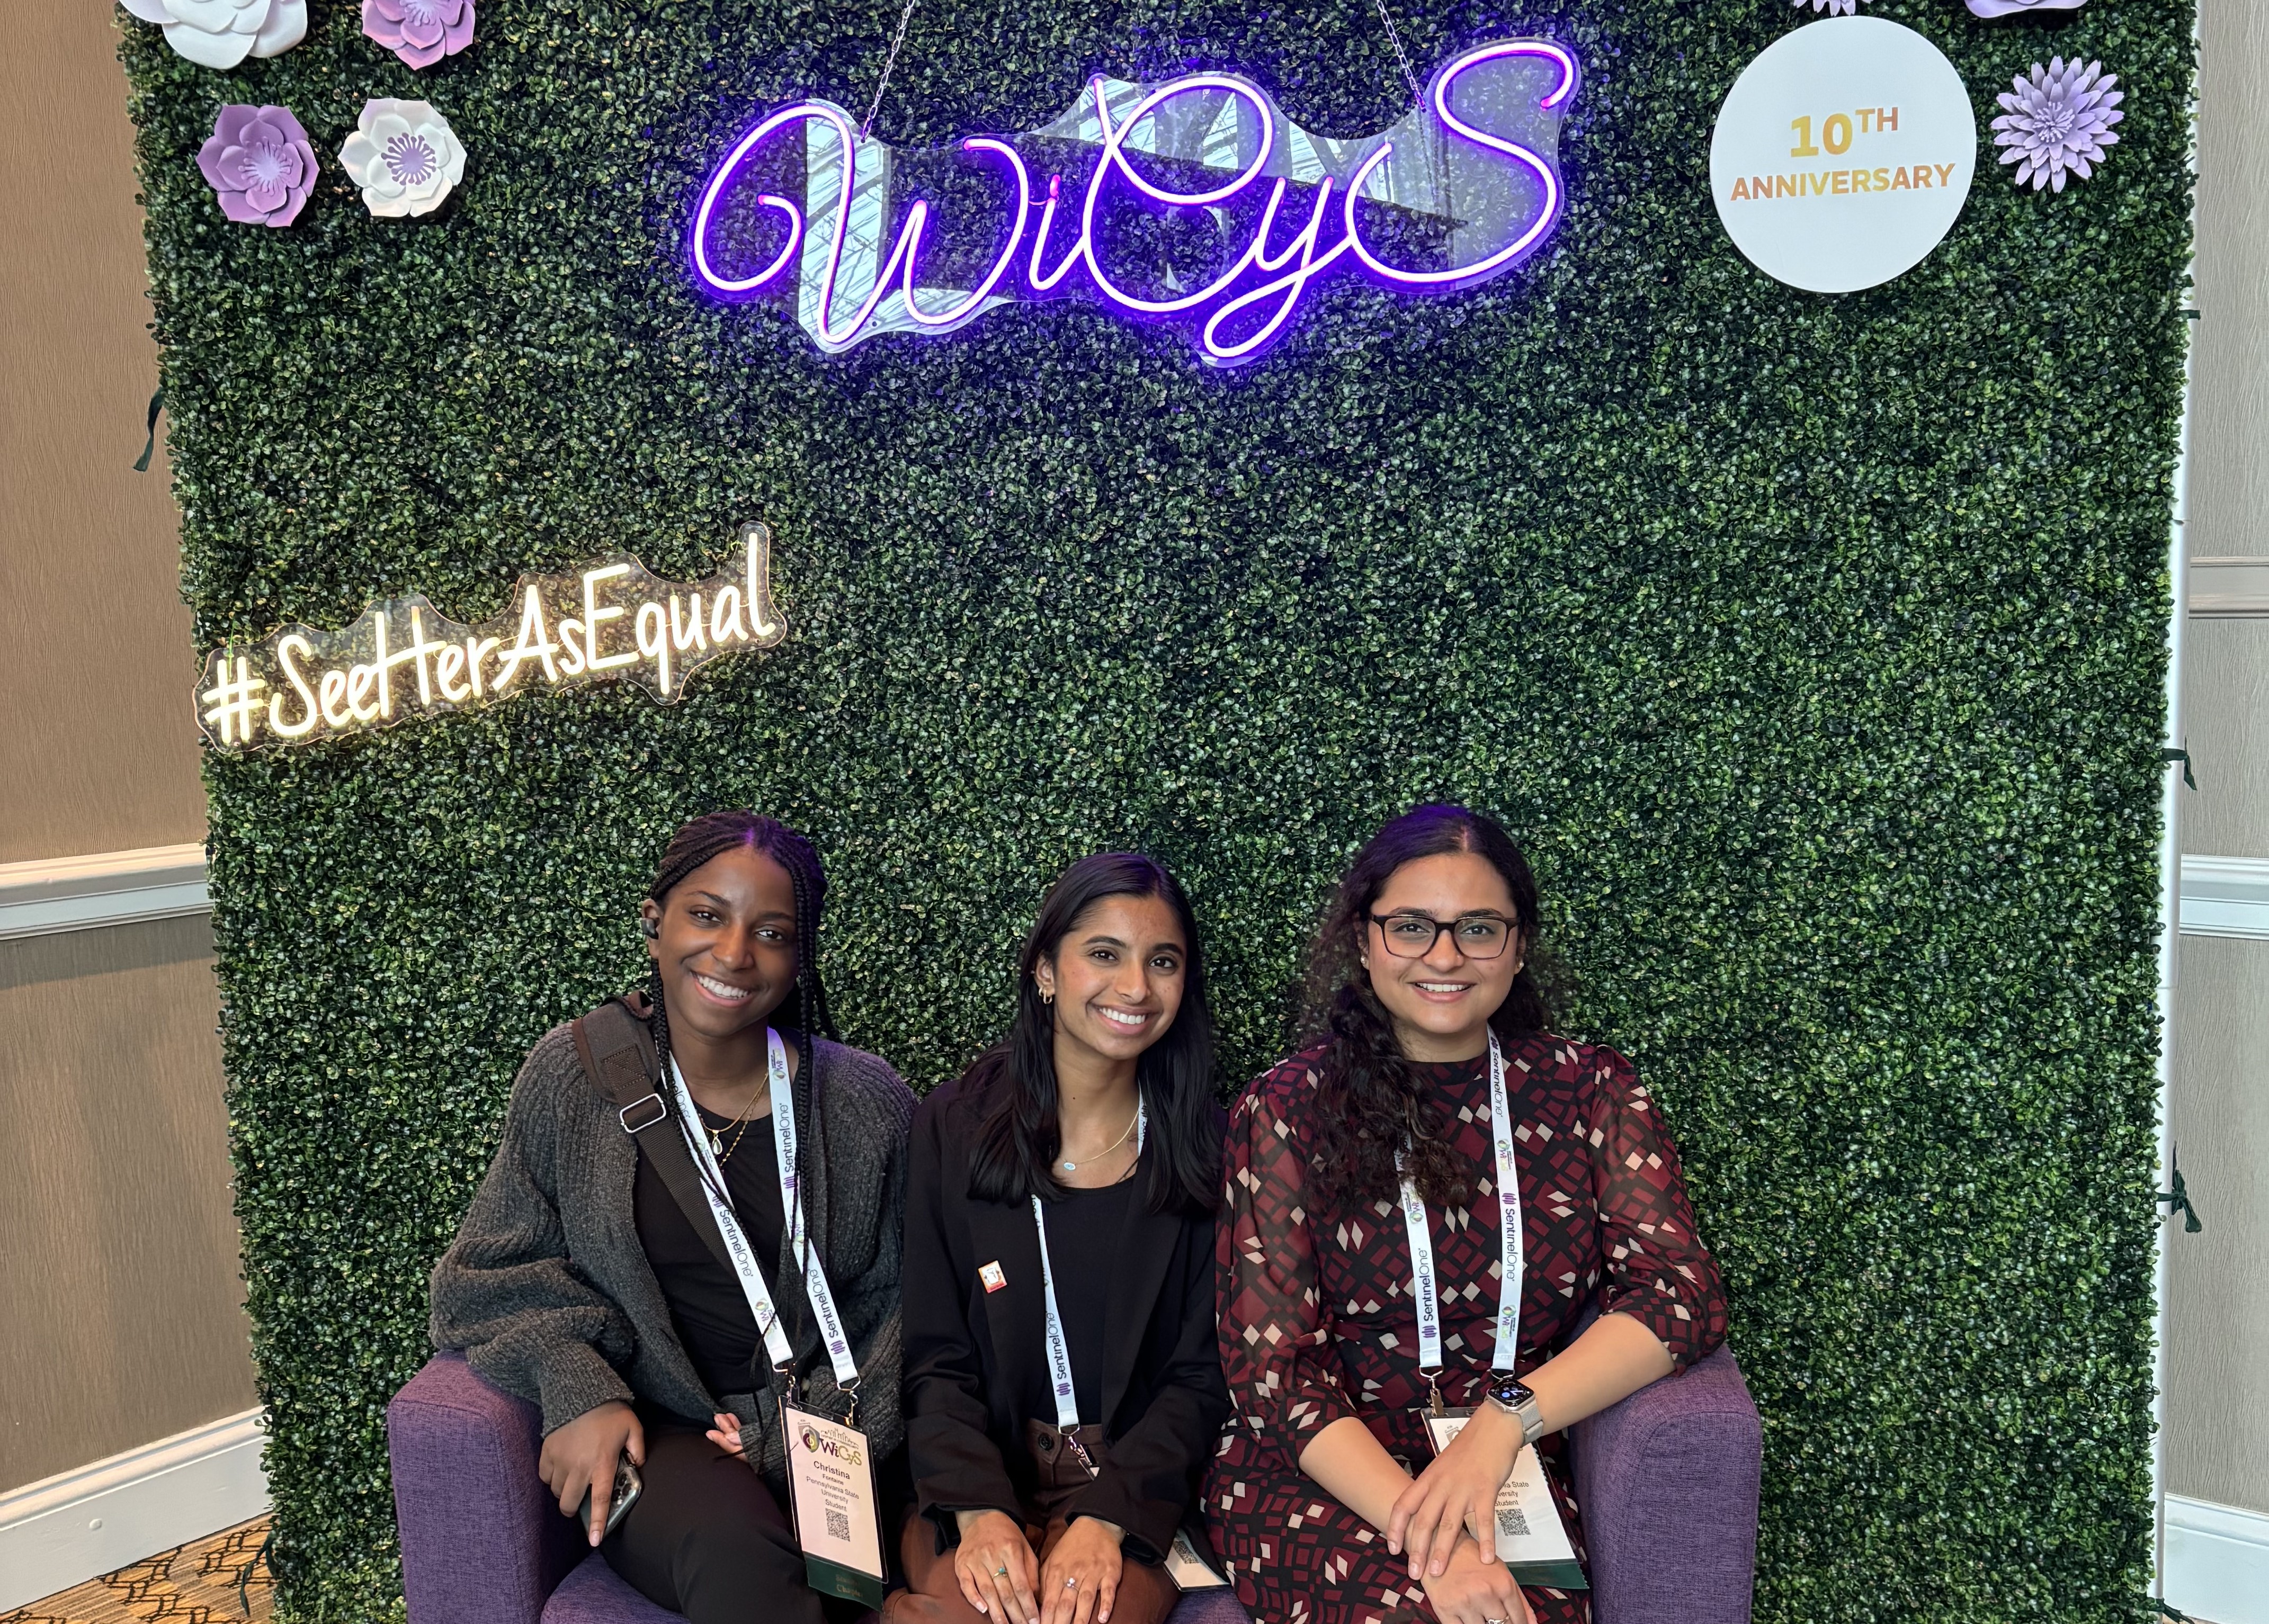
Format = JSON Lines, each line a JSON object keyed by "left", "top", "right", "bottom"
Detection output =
{"left": 1488, "top": 1374, "right": 1533, "bottom": 1406}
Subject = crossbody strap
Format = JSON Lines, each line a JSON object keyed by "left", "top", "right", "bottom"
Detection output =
{"left": 571, "top": 997, "right": 737, "bottom": 1278}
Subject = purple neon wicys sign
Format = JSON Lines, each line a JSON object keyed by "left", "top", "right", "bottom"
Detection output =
{"left": 690, "top": 40, "right": 1578, "bottom": 367}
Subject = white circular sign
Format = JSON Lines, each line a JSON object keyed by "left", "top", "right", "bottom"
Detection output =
{"left": 1710, "top": 16, "right": 1976, "bottom": 293}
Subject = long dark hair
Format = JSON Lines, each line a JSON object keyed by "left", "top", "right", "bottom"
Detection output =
{"left": 964, "top": 854, "right": 1220, "bottom": 1216}
{"left": 644, "top": 811, "right": 839, "bottom": 1106}
{"left": 1303, "top": 803, "right": 1550, "bottom": 1211}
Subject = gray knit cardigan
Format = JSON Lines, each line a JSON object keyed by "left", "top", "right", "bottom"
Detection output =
{"left": 430, "top": 1019, "right": 916, "bottom": 1478}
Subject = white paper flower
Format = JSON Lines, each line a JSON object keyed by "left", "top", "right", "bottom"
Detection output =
{"left": 339, "top": 100, "right": 467, "bottom": 219}
{"left": 118, "top": 0, "right": 306, "bottom": 71}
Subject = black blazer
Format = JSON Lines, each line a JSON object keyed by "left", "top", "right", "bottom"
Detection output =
{"left": 902, "top": 1073, "right": 1230, "bottom": 1564}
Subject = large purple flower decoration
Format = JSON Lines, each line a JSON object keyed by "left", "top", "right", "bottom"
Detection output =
{"left": 197, "top": 105, "right": 317, "bottom": 227}
{"left": 1967, "top": 0, "right": 2087, "bottom": 18}
{"left": 1992, "top": 57, "right": 2123, "bottom": 194}
{"left": 363, "top": 0, "right": 475, "bottom": 70}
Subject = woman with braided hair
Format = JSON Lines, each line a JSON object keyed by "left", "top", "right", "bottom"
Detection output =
{"left": 432, "top": 811, "right": 917, "bottom": 1624}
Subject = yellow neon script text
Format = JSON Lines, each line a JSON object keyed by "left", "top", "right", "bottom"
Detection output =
{"left": 197, "top": 525, "right": 786, "bottom": 750}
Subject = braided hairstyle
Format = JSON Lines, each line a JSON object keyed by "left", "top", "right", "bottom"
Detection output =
{"left": 1301, "top": 803, "right": 1551, "bottom": 1211}
{"left": 644, "top": 811, "right": 839, "bottom": 1102}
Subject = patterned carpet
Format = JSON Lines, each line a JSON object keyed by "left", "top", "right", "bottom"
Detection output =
{"left": 2, "top": 1518, "right": 272, "bottom": 1624}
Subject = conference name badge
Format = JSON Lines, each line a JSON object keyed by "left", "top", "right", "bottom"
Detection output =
{"left": 783, "top": 1405, "right": 887, "bottom": 1608}
{"left": 1423, "top": 1413, "right": 1588, "bottom": 1592}
{"left": 1163, "top": 1529, "right": 1230, "bottom": 1590}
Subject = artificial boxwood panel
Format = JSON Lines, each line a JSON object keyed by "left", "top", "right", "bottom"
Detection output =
{"left": 122, "top": 1, "right": 2188, "bottom": 1619}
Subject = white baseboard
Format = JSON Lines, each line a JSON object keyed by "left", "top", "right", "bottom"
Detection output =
{"left": 2168, "top": 1493, "right": 2269, "bottom": 1624}
{"left": 0, "top": 1410, "right": 269, "bottom": 1610}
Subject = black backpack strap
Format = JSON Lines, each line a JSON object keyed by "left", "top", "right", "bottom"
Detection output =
{"left": 571, "top": 996, "right": 737, "bottom": 1278}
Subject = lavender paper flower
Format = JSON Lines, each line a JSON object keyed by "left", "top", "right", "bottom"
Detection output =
{"left": 1967, "top": 0, "right": 2087, "bottom": 18}
{"left": 339, "top": 98, "right": 468, "bottom": 218}
{"left": 118, "top": 0, "right": 306, "bottom": 70}
{"left": 1992, "top": 57, "right": 2123, "bottom": 194}
{"left": 198, "top": 104, "right": 317, "bottom": 227}
{"left": 1790, "top": 0, "right": 1868, "bottom": 14}
{"left": 362, "top": 0, "right": 476, "bottom": 70}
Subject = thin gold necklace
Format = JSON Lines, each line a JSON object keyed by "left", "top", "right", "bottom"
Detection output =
{"left": 705, "top": 1080, "right": 769, "bottom": 1162}
{"left": 1059, "top": 1107, "right": 1140, "bottom": 1173}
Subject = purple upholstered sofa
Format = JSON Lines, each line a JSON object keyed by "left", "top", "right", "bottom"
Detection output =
{"left": 390, "top": 1348, "right": 1759, "bottom": 1624}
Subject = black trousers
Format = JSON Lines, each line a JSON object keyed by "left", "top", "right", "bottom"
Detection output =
{"left": 601, "top": 1415, "right": 909, "bottom": 1624}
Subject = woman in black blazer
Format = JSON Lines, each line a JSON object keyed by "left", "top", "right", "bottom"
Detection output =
{"left": 893, "top": 854, "right": 1229, "bottom": 1624}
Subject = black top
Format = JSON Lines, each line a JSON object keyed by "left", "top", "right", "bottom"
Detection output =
{"left": 633, "top": 1106, "right": 787, "bottom": 1399}
{"left": 901, "top": 1071, "right": 1230, "bottom": 1565}
{"left": 1035, "top": 1179, "right": 1137, "bottom": 1426}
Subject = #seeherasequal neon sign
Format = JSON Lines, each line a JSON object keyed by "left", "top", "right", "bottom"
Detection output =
{"left": 691, "top": 40, "right": 1579, "bottom": 367}
{"left": 195, "top": 526, "right": 784, "bottom": 750}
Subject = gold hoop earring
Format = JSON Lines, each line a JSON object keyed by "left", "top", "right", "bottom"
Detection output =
{"left": 1040, "top": 988, "right": 1055, "bottom": 1005}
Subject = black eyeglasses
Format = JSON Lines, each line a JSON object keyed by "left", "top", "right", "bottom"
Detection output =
{"left": 1366, "top": 911, "right": 1516, "bottom": 959}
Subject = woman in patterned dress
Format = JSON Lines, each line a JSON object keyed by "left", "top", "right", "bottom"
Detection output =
{"left": 1206, "top": 804, "right": 1728, "bottom": 1624}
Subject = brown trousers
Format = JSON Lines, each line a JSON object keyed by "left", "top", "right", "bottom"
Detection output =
{"left": 889, "top": 1422, "right": 1178, "bottom": 1624}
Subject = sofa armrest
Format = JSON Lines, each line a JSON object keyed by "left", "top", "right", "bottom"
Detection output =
{"left": 389, "top": 1351, "right": 583, "bottom": 1624}
{"left": 1571, "top": 1344, "right": 1762, "bottom": 1624}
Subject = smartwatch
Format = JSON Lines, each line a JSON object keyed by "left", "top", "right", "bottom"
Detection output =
{"left": 1482, "top": 1372, "right": 1545, "bottom": 1447}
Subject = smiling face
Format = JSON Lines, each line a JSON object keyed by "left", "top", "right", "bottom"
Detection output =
{"left": 640, "top": 845, "right": 799, "bottom": 1045}
{"left": 1361, "top": 850, "right": 1529, "bottom": 1063}
{"left": 1033, "top": 891, "right": 1189, "bottom": 1072}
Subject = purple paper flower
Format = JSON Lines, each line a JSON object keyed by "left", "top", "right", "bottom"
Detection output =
{"left": 1790, "top": 0, "right": 1868, "bottom": 14}
{"left": 197, "top": 105, "right": 317, "bottom": 227}
{"left": 1992, "top": 57, "right": 2123, "bottom": 194}
{"left": 362, "top": 0, "right": 475, "bottom": 70}
{"left": 1967, "top": 0, "right": 2087, "bottom": 18}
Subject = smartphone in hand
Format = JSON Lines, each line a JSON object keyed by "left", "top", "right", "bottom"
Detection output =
{"left": 575, "top": 1457, "right": 644, "bottom": 1540}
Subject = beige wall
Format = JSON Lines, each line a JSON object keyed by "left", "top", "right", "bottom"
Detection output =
{"left": 2189, "top": 0, "right": 2269, "bottom": 576}
{"left": 2180, "top": 621, "right": 2269, "bottom": 860}
{"left": 0, "top": 919, "right": 253, "bottom": 1490}
{"left": 0, "top": 1, "right": 206, "bottom": 863}
{"left": 0, "top": 1, "right": 246, "bottom": 1498}
{"left": 2163, "top": 0, "right": 2269, "bottom": 1522}
{"left": 2165, "top": 931, "right": 2269, "bottom": 1515}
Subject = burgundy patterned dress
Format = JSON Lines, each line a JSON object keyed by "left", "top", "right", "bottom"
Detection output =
{"left": 1205, "top": 1033, "right": 1729, "bottom": 1624}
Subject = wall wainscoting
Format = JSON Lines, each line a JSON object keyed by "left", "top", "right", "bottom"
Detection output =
{"left": 0, "top": 845, "right": 209, "bottom": 940}
{"left": 2167, "top": 1493, "right": 2269, "bottom": 1624}
{"left": 0, "top": 1409, "right": 267, "bottom": 1610}
{"left": 4, "top": 845, "right": 2259, "bottom": 943}
{"left": 2180, "top": 855, "right": 2269, "bottom": 941}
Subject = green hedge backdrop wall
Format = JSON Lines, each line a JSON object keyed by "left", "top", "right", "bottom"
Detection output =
{"left": 123, "top": 0, "right": 2190, "bottom": 1618}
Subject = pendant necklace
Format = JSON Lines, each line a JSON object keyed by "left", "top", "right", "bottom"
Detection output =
{"left": 1060, "top": 1107, "right": 1140, "bottom": 1173}
{"left": 706, "top": 1081, "right": 766, "bottom": 1162}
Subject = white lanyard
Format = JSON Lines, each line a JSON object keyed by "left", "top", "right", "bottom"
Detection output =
{"left": 668, "top": 1030, "right": 860, "bottom": 1392}
{"left": 1032, "top": 1099, "right": 1147, "bottom": 1430}
{"left": 1398, "top": 1029, "right": 1522, "bottom": 1383}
